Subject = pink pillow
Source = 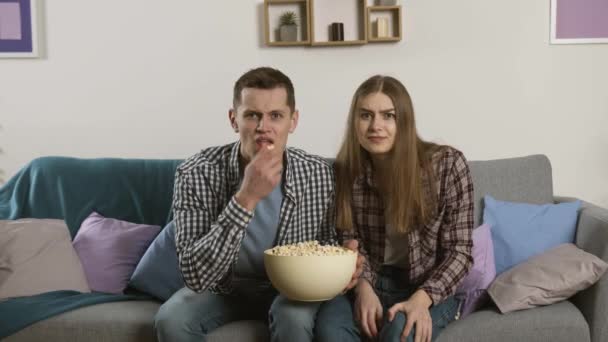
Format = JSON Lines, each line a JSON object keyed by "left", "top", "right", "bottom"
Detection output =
{"left": 456, "top": 223, "right": 496, "bottom": 317}
{"left": 72, "top": 212, "right": 161, "bottom": 294}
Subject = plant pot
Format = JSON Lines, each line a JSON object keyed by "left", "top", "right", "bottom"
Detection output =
{"left": 280, "top": 25, "right": 298, "bottom": 42}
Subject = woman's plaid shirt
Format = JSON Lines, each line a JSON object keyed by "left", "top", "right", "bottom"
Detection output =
{"left": 341, "top": 147, "right": 474, "bottom": 305}
{"left": 173, "top": 142, "right": 337, "bottom": 294}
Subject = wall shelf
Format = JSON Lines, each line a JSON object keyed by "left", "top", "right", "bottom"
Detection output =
{"left": 367, "top": 5, "right": 402, "bottom": 42}
{"left": 264, "top": 0, "right": 311, "bottom": 46}
{"left": 263, "top": 0, "right": 402, "bottom": 47}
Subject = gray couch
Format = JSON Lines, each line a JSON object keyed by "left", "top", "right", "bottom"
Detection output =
{"left": 6, "top": 155, "right": 608, "bottom": 342}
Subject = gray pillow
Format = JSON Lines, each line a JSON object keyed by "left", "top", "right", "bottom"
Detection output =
{"left": 488, "top": 243, "right": 608, "bottom": 313}
{"left": 0, "top": 219, "right": 90, "bottom": 300}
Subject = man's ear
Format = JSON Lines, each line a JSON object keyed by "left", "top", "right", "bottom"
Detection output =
{"left": 289, "top": 110, "right": 299, "bottom": 134}
{"left": 229, "top": 109, "right": 239, "bottom": 133}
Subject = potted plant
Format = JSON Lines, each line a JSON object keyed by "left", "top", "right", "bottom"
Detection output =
{"left": 279, "top": 11, "right": 298, "bottom": 42}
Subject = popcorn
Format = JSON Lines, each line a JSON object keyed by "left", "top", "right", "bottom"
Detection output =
{"left": 266, "top": 241, "right": 354, "bottom": 257}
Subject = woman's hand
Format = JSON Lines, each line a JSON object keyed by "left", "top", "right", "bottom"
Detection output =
{"left": 354, "top": 280, "right": 383, "bottom": 338}
{"left": 343, "top": 239, "right": 364, "bottom": 291}
{"left": 387, "top": 289, "right": 433, "bottom": 342}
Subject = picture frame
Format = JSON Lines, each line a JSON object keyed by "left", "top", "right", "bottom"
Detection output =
{"left": 551, "top": 0, "right": 608, "bottom": 44}
{"left": 0, "top": 0, "right": 39, "bottom": 57}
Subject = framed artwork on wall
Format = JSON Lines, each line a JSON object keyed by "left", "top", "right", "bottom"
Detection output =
{"left": 551, "top": 0, "right": 608, "bottom": 44}
{"left": 0, "top": 0, "right": 39, "bottom": 57}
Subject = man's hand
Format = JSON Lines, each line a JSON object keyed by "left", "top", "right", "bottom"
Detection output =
{"left": 343, "top": 239, "right": 364, "bottom": 291}
{"left": 387, "top": 289, "right": 433, "bottom": 342}
{"left": 354, "top": 280, "right": 383, "bottom": 339}
{"left": 235, "top": 145, "right": 282, "bottom": 211}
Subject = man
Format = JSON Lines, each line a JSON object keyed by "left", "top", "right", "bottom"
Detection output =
{"left": 154, "top": 67, "right": 359, "bottom": 342}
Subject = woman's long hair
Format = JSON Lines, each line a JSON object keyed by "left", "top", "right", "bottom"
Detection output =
{"left": 335, "top": 75, "right": 443, "bottom": 233}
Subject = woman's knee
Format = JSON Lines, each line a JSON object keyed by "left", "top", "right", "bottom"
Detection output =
{"left": 380, "top": 312, "right": 414, "bottom": 342}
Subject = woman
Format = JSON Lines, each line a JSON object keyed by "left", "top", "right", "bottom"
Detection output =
{"left": 334, "top": 75, "right": 474, "bottom": 342}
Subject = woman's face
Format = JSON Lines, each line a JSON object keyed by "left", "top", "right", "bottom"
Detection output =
{"left": 355, "top": 92, "right": 397, "bottom": 158}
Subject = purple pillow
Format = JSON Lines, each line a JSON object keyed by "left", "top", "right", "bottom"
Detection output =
{"left": 456, "top": 223, "right": 496, "bottom": 317}
{"left": 72, "top": 212, "right": 161, "bottom": 294}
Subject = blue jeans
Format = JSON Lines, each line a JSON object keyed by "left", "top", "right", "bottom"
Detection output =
{"left": 377, "top": 266, "right": 460, "bottom": 342}
{"left": 315, "top": 294, "right": 360, "bottom": 341}
{"left": 154, "top": 286, "right": 324, "bottom": 342}
{"left": 316, "top": 266, "right": 460, "bottom": 342}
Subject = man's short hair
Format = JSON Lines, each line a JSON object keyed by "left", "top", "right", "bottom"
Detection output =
{"left": 233, "top": 67, "right": 295, "bottom": 113}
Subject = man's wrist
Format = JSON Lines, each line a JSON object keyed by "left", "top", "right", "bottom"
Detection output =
{"left": 234, "top": 191, "right": 258, "bottom": 211}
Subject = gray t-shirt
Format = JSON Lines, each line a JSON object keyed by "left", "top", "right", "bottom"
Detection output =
{"left": 233, "top": 182, "right": 283, "bottom": 281}
{"left": 384, "top": 224, "right": 409, "bottom": 268}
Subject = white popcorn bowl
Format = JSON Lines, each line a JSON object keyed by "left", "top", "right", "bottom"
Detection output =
{"left": 263, "top": 251, "right": 357, "bottom": 301}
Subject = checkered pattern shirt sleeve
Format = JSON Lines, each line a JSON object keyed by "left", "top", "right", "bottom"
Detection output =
{"left": 173, "top": 167, "right": 253, "bottom": 293}
{"left": 419, "top": 151, "right": 474, "bottom": 304}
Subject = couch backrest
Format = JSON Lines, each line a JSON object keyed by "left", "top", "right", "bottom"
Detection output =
{"left": 469, "top": 154, "right": 554, "bottom": 227}
{"left": 1, "top": 154, "right": 555, "bottom": 236}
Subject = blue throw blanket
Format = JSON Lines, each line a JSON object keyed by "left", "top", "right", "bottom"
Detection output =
{"left": 0, "top": 156, "right": 182, "bottom": 339}
{"left": 0, "top": 291, "right": 145, "bottom": 338}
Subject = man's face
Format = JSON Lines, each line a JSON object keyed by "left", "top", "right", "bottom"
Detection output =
{"left": 229, "top": 87, "right": 298, "bottom": 163}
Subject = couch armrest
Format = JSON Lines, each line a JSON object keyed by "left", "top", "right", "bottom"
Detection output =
{"left": 555, "top": 196, "right": 608, "bottom": 342}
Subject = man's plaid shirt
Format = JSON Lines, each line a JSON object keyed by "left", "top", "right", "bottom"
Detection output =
{"left": 173, "top": 142, "right": 337, "bottom": 294}
{"left": 341, "top": 146, "right": 474, "bottom": 305}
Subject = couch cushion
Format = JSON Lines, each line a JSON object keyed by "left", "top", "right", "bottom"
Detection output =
{"left": 484, "top": 195, "right": 580, "bottom": 275}
{"left": 73, "top": 212, "right": 161, "bottom": 294}
{"left": 455, "top": 223, "right": 495, "bottom": 317}
{"left": 5, "top": 300, "right": 269, "bottom": 342}
{"left": 489, "top": 243, "right": 608, "bottom": 313}
{"left": 130, "top": 221, "right": 184, "bottom": 301}
{"left": 468, "top": 155, "right": 554, "bottom": 227}
{"left": 437, "top": 301, "right": 590, "bottom": 342}
{"left": 0, "top": 219, "right": 90, "bottom": 300}
{"left": 4, "top": 301, "right": 161, "bottom": 342}
{"left": 6, "top": 300, "right": 587, "bottom": 342}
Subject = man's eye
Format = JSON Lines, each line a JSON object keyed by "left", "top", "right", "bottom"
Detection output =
{"left": 271, "top": 113, "right": 282, "bottom": 119}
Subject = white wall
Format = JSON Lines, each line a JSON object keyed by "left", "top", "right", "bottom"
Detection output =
{"left": 1, "top": 0, "right": 607, "bottom": 207}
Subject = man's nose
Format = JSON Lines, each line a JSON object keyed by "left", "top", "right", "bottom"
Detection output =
{"left": 257, "top": 115, "right": 271, "bottom": 131}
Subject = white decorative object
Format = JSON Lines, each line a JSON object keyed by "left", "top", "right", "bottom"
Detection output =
{"left": 377, "top": 18, "right": 389, "bottom": 38}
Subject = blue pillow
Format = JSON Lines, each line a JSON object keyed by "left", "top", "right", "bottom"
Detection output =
{"left": 483, "top": 195, "right": 580, "bottom": 275}
{"left": 129, "top": 221, "right": 184, "bottom": 301}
